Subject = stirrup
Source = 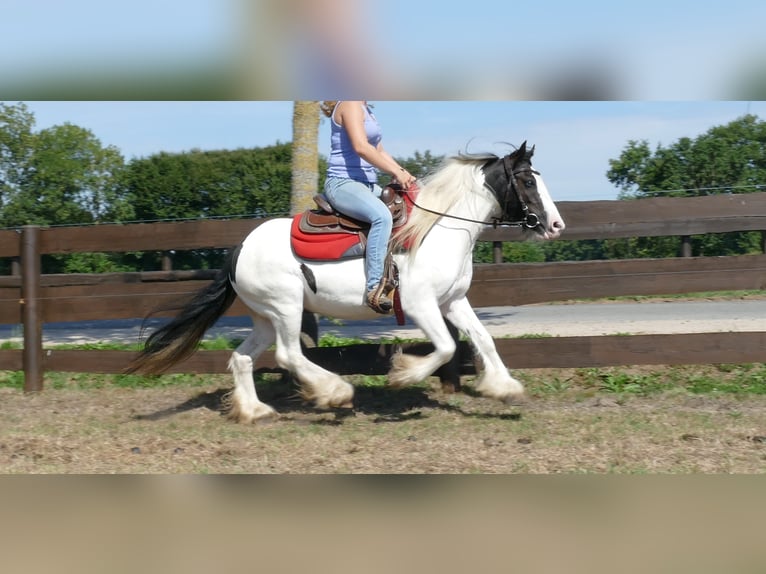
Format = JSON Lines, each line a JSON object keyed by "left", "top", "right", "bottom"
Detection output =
{"left": 366, "top": 280, "right": 394, "bottom": 314}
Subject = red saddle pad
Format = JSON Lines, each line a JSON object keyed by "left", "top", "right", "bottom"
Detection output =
{"left": 290, "top": 214, "right": 364, "bottom": 261}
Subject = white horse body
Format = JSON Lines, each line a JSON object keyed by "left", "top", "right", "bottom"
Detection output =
{"left": 129, "top": 144, "right": 565, "bottom": 423}
{"left": 235, "top": 164, "right": 492, "bottom": 321}
{"left": 235, "top": 218, "right": 383, "bottom": 320}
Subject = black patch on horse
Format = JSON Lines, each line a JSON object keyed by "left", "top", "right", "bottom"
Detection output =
{"left": 227, "top": 243, "right": 243, "bottom": 284}
{"left": 301, "top": 263, "right": 317, "bottom": 293}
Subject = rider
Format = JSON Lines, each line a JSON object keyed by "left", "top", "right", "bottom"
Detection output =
{"left": 321, "top": 101, "right": 416, "bottom": 314}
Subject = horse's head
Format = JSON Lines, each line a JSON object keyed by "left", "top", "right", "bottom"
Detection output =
{"left": 482, "top": 142, "right": 565, "bottom": 240}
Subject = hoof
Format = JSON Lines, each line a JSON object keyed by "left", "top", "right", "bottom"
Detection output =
{"left": 334, "top": 406, "right": 357, "bottom": 421}
{"left": 252, "top": 407, "right": 279, "bottom": 424}
{"left": 315, "top": 397, "right": 354, "bottom": 411}
{"left": 386, "top": 377, "right": 405, "bottom": 389}
{"left": 503, "top": 392, "right": 528, "bottom": 407}
{"left": 227, "top": 403, "right": 278, "bottom": 424}
{"left": 308, "top": 383, "right": 355, "bottom": 411}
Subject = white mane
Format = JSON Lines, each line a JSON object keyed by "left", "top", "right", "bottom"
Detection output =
{"left": 394, "top": 153, "right": 500, "bottom": 258}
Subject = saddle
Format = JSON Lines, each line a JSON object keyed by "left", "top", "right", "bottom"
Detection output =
{"left": 290, "top": 184, "right": 415, "bottom": 261}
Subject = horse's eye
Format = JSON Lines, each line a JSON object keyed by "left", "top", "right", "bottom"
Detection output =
{"left": 525, "top": 179, "right": 535, "bottom": 188}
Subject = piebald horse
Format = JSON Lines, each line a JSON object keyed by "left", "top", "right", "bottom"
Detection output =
{"left": 128, "top": 142, "right": 565, "bottom": 423}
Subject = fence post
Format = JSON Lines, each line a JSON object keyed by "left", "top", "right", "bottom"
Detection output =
{"left": 493, "top": 241, "right": 503, "bottom": 264}
{"left": 21, "top": 225, "right": 43, "bottom": 393}
{"left": 681, "top": 235, "right": 692, "bottom": 257}
{"left": 161, "top": 251, "right": 173, "bottom": 271}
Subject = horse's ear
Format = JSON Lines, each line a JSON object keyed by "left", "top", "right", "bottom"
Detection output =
{"left": 529, "top": 144, "right": 535, "bottom": 158}
{"left": 511, "top": 141, "right": 527, "bottom": 164}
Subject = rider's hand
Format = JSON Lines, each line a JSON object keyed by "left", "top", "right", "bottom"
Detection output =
{"left": 395, "top": 168, "right": 416, "bottom": 189}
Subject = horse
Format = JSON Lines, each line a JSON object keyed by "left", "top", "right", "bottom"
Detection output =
{"left": 127, "top": 141, "right": 565, "bottom": 423}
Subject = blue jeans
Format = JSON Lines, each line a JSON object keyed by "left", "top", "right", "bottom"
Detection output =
{"left": 324, "top": 177, "right": 393, "bottom": 291}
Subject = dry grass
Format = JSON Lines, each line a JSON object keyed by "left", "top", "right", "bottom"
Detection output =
{"left": 2, "top": 367, "right": 765, "bottom": 474}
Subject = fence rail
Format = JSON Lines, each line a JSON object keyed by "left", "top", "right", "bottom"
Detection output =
{"left": 2, "top": 192, "right": 766, "bottom": 391}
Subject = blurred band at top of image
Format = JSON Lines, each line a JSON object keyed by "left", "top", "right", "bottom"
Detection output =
{"left": 2, "top": 0, "right": 765, "bottom": 100}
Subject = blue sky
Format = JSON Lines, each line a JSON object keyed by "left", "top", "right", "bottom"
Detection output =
{"left": 4, "top": 0, "right": 764, "bottom": 201}
{"left": 15, "top": 100, "right": 763, "bottom": 202}
{"left": 376, "top": 0, "right": 766, "bottom": 99}
{"left": 3, "top": 1, "right": 765, "bottom": 99}
{"left": 2, "top": 0, "right": 230, "bottom": 72}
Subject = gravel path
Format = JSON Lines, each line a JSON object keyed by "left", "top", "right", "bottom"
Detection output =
{"left": 1, "top": 299, "right": 764, "bottom": 345}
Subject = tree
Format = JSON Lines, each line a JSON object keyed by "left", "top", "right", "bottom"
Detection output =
{"left": 0, "top": 103, "right": 129, "bottom": 228}
{"left": 399, "top": 150, "right": 445, "bottom": 179}
{"left": 606, "top": 114, "right": 766, "bottom": 257}
{"left": 121, "top": 145, "right": 295, "bottom": 270}
{"left": 375, "top": 150, "right": 446, "bottom": 190}
{"left": 474, "top": 240, "right": 546, "bottom": 264}
{"left": 0, "top": 103, "right": 132, "bottom": 273}
{"left": 21, "top": 123, "right": 128, "bottom": 225}
{"left": 290, "top": 101, "right": 320, "bottom": 215}
{"left": 608, "top": 114, "right": 766, "bottom": 199}
{"left": 124, "top": 145, "right": 293, "bottom": 223}
{"left": 0, "top": 102, "right": 36, "bottom": 207}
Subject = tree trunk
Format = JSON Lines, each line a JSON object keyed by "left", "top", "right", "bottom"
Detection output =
{"left": 290, "top": 101, "right": 320, "bottom": 215}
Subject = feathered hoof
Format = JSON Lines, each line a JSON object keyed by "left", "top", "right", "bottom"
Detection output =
{"left": 306, "top": 380, "right": 355, "bottom": 411}
{"left": 312, "top": 394, "right": 354, "bottom": 411}
{"left": 386, "top": 376, "right": 406, "bottom": 389}
{"left": 387, "top": 353, "right": 423, "bottom": 388}
{"left": 226, "top": 401, "right": 278, "bottom": 425}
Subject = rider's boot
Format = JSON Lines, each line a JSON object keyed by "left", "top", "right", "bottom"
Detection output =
{"left": 366, "top": 278, "right": 395, "bottom": 314}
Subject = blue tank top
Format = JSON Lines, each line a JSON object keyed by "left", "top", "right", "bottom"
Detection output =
{"left": 326, "top": 103, "right": 382, "bottom": 183}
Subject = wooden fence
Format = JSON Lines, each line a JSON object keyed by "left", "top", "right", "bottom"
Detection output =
{"left": 2, "top": 192, "right": 766, "bottom": 392}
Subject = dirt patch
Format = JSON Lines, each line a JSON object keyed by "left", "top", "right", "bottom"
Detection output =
{"left": 2, "top": 369, "right": 765, "bottom": 474}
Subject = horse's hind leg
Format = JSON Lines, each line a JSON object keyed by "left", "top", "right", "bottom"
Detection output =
{"left": 226, "top": 315, "right": 279, "bottom": 424}
{"left": 271, "top": 310, "right": 354, "bottom": 410}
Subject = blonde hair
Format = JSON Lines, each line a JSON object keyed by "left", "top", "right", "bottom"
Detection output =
{"left": 320, "top": 101, "right": 338, "bottom": 118}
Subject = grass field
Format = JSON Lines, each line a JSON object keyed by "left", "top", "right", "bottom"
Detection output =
{"left": 2, "top": 362, "right": 765, "bottom": 474}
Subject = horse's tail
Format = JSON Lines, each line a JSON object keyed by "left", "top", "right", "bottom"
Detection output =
{"left": 126, "top": 247, "right": 240, "bottom": 375}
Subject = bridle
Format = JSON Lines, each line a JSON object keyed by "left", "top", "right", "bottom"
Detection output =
{"left": 405, "top": 155, "right": 544, "bottom": 230}
{"left": 497, "top": 155, "right": 543, "bottom": 230}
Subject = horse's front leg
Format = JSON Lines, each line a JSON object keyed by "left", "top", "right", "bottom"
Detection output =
{"left": 443, "top": 297, "right": 526, "bottom": 404}
{"left": 387, "top": 298, "right": 458, "bottom": 388}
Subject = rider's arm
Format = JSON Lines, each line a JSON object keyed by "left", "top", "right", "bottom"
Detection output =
{"left": 336, "top": 101, "right": 414, "bottom": 186}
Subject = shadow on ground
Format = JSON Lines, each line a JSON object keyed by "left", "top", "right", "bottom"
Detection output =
{"left": 133, "top": 376, "right": 522, "bottom": 425}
